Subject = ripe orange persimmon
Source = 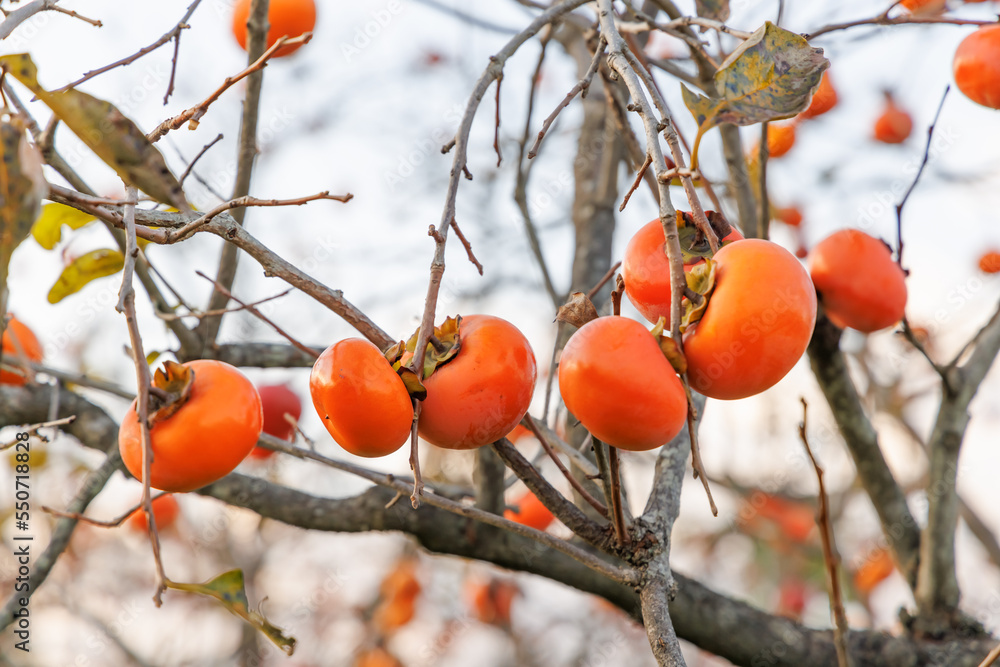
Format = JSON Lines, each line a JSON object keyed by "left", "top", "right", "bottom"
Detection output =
{"left": 355, "top": 648, "right": 403, "bottom": 667}
{"left": 800, "top": 71, "right": 837, "bottom": 120}
{"left": 418, "top": 315, "right": 536, "bottom": 450}
{"left": 504, "top": 490, "right": 555, "bottom": 531}
{"left": 0, "top": 315, "right": 43, "bottom": 385}
{"left": 623, "top": 216, "right": 743, "bottom": 325}
{"left": 775, "top": 206, "right": 803, "bottom": 227}
{"left": 119, "top": 360, "right": 263, "bottom": 492}
{"left": 467, "top": 578, "right": 519, "bottom": 626}
{"left": 979, "top": 250, "right": 1000, "bottom": 274}
{"left": 685, "top": 240, "right": 817, "bottom": 400}
{"left": 559, "top": 316, "right": 687, "bottom": 450}
{"left": 765, "top": 123, "right": 796, "bottom": 158}
{"left": 310, "top": 338, "right": 413, "bottom": 458}
{"left": 873, "top": 93, "right": 913, "bottom": 144}
{"left": 899, "top": 0, "right": 947, "bottom": 13}
{"left": 809, "top": 229, "right": 907, "bottom": 333}
{"left": 248, "top": 383, "right": 302, "bottom": 460}
{"left": 854, "top": 548, "right": 896, "bottom": 594}
{"left": 126, "top": 494, "right": 180, "bottom": 533}
{"left": 505, "top": 423, "right": 531, "bottom": 443}
{"left": 954, "top": 25, "right": 1000, "bottom": 109}
{"left": 232, "top": 0, "right": 316, "bottom": 58}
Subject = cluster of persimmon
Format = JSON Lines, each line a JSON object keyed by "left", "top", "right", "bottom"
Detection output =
{"left": 557, "top": 210, "right": 908, "bottom": 453}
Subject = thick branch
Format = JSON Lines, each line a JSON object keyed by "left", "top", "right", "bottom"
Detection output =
{"left": 807, "top": 314, "right": 920, "bottom": 587}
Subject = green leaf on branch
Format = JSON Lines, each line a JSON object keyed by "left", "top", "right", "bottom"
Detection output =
{"left": 47, "top": 248, "right": 124, "bottom": 304}
{"left": 696, "top": 0, "right": 730, "bottom": 22}
{"left": 32, "top": 203, "right": 97, "bottom": 250}
{"left": 682, "top": 22, "right": 829, "bottom": 168}
{"left": 0, "top": 53, "right": 189, "bottom": 211}
{"left": 166, "top": 570, "right": 297, "bottom": 656}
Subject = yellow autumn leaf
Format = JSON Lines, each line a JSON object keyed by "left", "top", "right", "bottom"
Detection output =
{"left": 47, "top": 248, "right": 124, "bottom": 304}
{"left": 0, "top": 54, "right": 189, "bottom": 211}
{"left": 167, "top": 570, "right": 296, "bottom": 656}
{"left": 31, "top": 203, "right": 97, "bottom": 250}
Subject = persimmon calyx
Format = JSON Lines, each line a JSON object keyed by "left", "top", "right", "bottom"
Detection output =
{"left": 678, "top": 210, "right": 736, "bottom": 263}
{"left": 650, "top": 316, "right": 688, "bottom": 374}
{"left": 555, "top": 292, "right": 599, "bottom": 329}
{"left": 147, "top": 359, "right": 195, "bottom": 428}
{"left": 680, "top": 259, "right": 717, "bottom": 332}
{"left": 383, "top": 341, "right": 427, "bottom": 401}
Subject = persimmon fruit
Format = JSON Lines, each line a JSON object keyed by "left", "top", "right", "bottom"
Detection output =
{"left": 310, "top": 338, "right": 413, "bottom": 458}
{"left": 248, "top": 383, "right": 302, "bottom": 460}
{"left": 873, "top": 93, "right": 913, "bottom": 144}
{"left": 685, "top": 239, "right": 817, "bottom": 400}
{"left": 854, "top": 548, "right": 896, "bottom": 594}
{"left": 954, "top": 25, "right": 1000, "bottom": 110}
{"left": 127, "top": 494, "right": 180, "bottom": 533}
{"left": 800, "top": 71, "right": 837, "bottom": 120}
{"left": 504, "top": 490, "right": 555, "bottom": 531}
{"left": 809, "top": 229, "right": 907, "bottom": 333}
{"left": 623, "top": 215, "right": 743, "bottom": 325}
{"left": 0, "top": 315, "right": 43, "bottom": 386}
{"left": 467, "top": 578, "right": 518, "bottom": 626}
{"left": 119, "top": 360, "right": 263, "bottom": 492}
{"left": 765, "top": 123, "right": 797, "bottom": 158}
{"left": 979, "top": 250, "right": 1000, "bottom": 274}
{"left": 417, "top": 315, "right": 536, "bottom": 450}
{"left": 775, "top": 206, "right": 803, "bottom": 227}
{"left": 355, "top": 648, "right": 403, "bottom": 667}
{"left": 232, "top": 0, "right": 316, "bottom": 58}
{"left": 559, "top": 316, "right": 687, "bottom": 450}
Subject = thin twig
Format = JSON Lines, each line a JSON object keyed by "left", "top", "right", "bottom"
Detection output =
{"left": 178, "top": 133, "right": 224, "bottom": 186}
{"left": 896, "top": 86, "right": 949, "bottom": 273}
{"left": 799, "top": 398, "right": 852, "bottom": 667}
{"left": 528, "top": 36, "right": 606, "bottom": 159}
{"left": 586, "top": 260, "right": 622, "bottom": 300}
{"left": 807, "top": 13, "right": 995, "bottom": 40}
{"left": 607, "top": 445, "right": 630, "bottom": 545}
{"left": 166, "top": 191, "right": 353, "bottom": 242}
{"left": 52, "top": 0, "right": 202, "bottom": 93}
{"left": 493, "top": 69, "right": 503, "bottom": 167}
{"left": 449, "top": 218, "right": 483, "bottom": 275}
{"left": 156, "top": 287, "right": 292, "bottom": 322}
{"left": 978, "top": 643, "right": 1000, "bottom": 667}
{"left": 620, "top": 152, "right": 652, "bottom": 212}
{"left": 524, "top": 414, "right": 609, "bottom": 519}
{"left": 116, "top": 187, "right": 169, "bottom": 606}
{"left": 148, "top": 33, "right": 311, "bottom": 142}
{"left": 409, "top": 400, "right": 424, "bottom": 507}
{"left": 42, "top": 493, "right": 170, "bottom": 528}
{"left": 193, "top": 272, "right": 319, "bottom": 359}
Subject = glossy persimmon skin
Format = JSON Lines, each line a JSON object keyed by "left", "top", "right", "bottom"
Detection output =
{"left": 623, "top": 219, "right": 744, "bottom": 324}
{"left": 119, "top": 360, "right": 263, "bottom": 492}
{"left": 685, "top": 239, "right": 817, "bottom": 400}
{"left": 310, "top": 338, "right": 413, "bottom": 458}
{"left": 418, "top": 315, "right": 537, "bottom": 450}
{"left": 954, "top": 25, "right": 1000, "bottom": 110}
{"left": 232, "top": 0, "right": 316, "bottom": 58}
{"left": 1, "top": 316, "right": 43, "bottom": 385}
{"left": 248, "top": 383, "right": 302, "bottom": 460}
{"left": 127, "top": 494, "right": 180, "bottom": 533}
{"left": 559, "top": 316, "right": 687, "bottom": 451}
{"left": 503, "top": 490, "right": 555, "bottom": 531}
{"left": 809, "top": 229, "right": 907, "bottom": 333}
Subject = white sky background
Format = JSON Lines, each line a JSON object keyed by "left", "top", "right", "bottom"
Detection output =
{"left": 3, "top": 0, "right": 1000, "bottom": 665}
